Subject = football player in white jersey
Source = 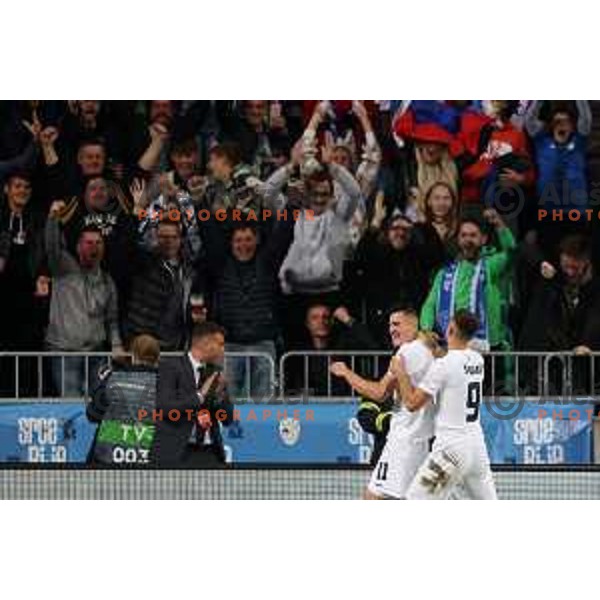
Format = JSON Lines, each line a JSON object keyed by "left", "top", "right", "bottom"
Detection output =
{"left": 330, "top": 307, "right": 440, "bottom": 499}
{"left": 392, "top": 310, "right": 497, "bottom": 500}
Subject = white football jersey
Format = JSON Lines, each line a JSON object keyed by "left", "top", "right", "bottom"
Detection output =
{"left": 418, "top": 348, "right": 484, "bottom": 436}
{"left": 389, "top": 338, "right": 435, "bottom": 440}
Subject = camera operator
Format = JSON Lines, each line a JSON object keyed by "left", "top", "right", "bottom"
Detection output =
{"left": 152, "top": 322, "right": 234, "bottom": 468}
{"left": 86, "top": 334, "right": 160, "bottom": 466}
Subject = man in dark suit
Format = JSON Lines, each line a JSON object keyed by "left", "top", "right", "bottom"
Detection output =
{"left": 152, "top": 322, "right": 235, "bottom": 467}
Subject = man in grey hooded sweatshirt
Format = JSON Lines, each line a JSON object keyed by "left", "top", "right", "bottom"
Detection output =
{"left": 45, "top": 200, "right": 123, "bottom": 397}
{"left": 265, "top": 143, "right": 362, "bottom": 346}
{"left": 275, "top": 152, "right": 362, "bottom": 294}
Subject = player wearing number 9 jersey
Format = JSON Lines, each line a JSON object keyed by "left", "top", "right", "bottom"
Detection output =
{"left": 394, "top": 310, "right": 497, "bottom": 500}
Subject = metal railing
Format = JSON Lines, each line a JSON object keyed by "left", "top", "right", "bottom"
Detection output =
{"left": 279, "top": 351, "right": 390, "bottom": 399}
{"left": 0, "top": 351, "right": 276, "bottom": 401}
{"left": 278, "top": 350, "right": 600, "bottom": 400}
{"left": 1, "top": 349, "right": 600, "bottom": 401}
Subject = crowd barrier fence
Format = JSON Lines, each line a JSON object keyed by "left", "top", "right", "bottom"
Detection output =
{"left": 2, "top": 350, "right": 600, "bottom": 401}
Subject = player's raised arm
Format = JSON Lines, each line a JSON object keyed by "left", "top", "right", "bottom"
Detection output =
{"left": 329, "top": 362, "right": 396, "bottom": 403}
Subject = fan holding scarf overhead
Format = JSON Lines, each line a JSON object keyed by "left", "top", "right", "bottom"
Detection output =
{"left": 420, "top": 208, "right": 515, "bottom": 353}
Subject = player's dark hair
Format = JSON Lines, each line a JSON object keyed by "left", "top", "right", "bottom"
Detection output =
{"left": 191, "top": 322, "right": 225, "bottom": 343}
{"left": 452, "top": 310, "right": 480, "bottom": 341}
{"left": 388, "top": 304, "right": 418, "bottom": 320}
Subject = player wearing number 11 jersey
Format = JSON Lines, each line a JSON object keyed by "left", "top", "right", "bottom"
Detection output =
{"left": 330, "top": 307, "right": 441, "bottom": 499}
{"left": 392, "top": 310, "right": 497, "bottom": 500}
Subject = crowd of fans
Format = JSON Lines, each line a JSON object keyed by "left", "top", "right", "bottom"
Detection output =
{"left": 1, "top": 100, "right": 600, "bottom": 397}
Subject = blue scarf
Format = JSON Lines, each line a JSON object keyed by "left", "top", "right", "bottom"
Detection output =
{"left": 436, "top": 260, "right": 488, "bottom": 342}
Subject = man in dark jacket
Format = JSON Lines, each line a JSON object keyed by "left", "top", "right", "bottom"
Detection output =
{"left": 0, "top": 171, "right": 46, "bottom": 396}
{"left": 519, "top": 234, "right": 600, "bottom": 394}
{"left": 349, "top": 212, "right": 440, "bottom": 346}
{"left": 86, "top": 334, "right": 160, "bottom": 466}
{"left": 0, "top": 171, "right": 45, "bottom": 350}
{"left": 59, "top": 101, "right": 128, "bottom": 181}
{"left": 42, "top": 134, "right": 129, "bottom": 201}
{"left": 152, "top": 322, "right": 234, "bottom": 468}
{"left": 201, "top": 213, "right": 295, "bottom": 398}
{"left": 126, "top": 219, "right": 194, "bottom": 351}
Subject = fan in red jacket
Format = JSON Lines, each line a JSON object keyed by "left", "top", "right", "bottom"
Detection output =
{"left": 449, "top": 101, "right": 494, "bottom": 162}
{"left": 460, "top": 100, "right": 535, "bottom": 205}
